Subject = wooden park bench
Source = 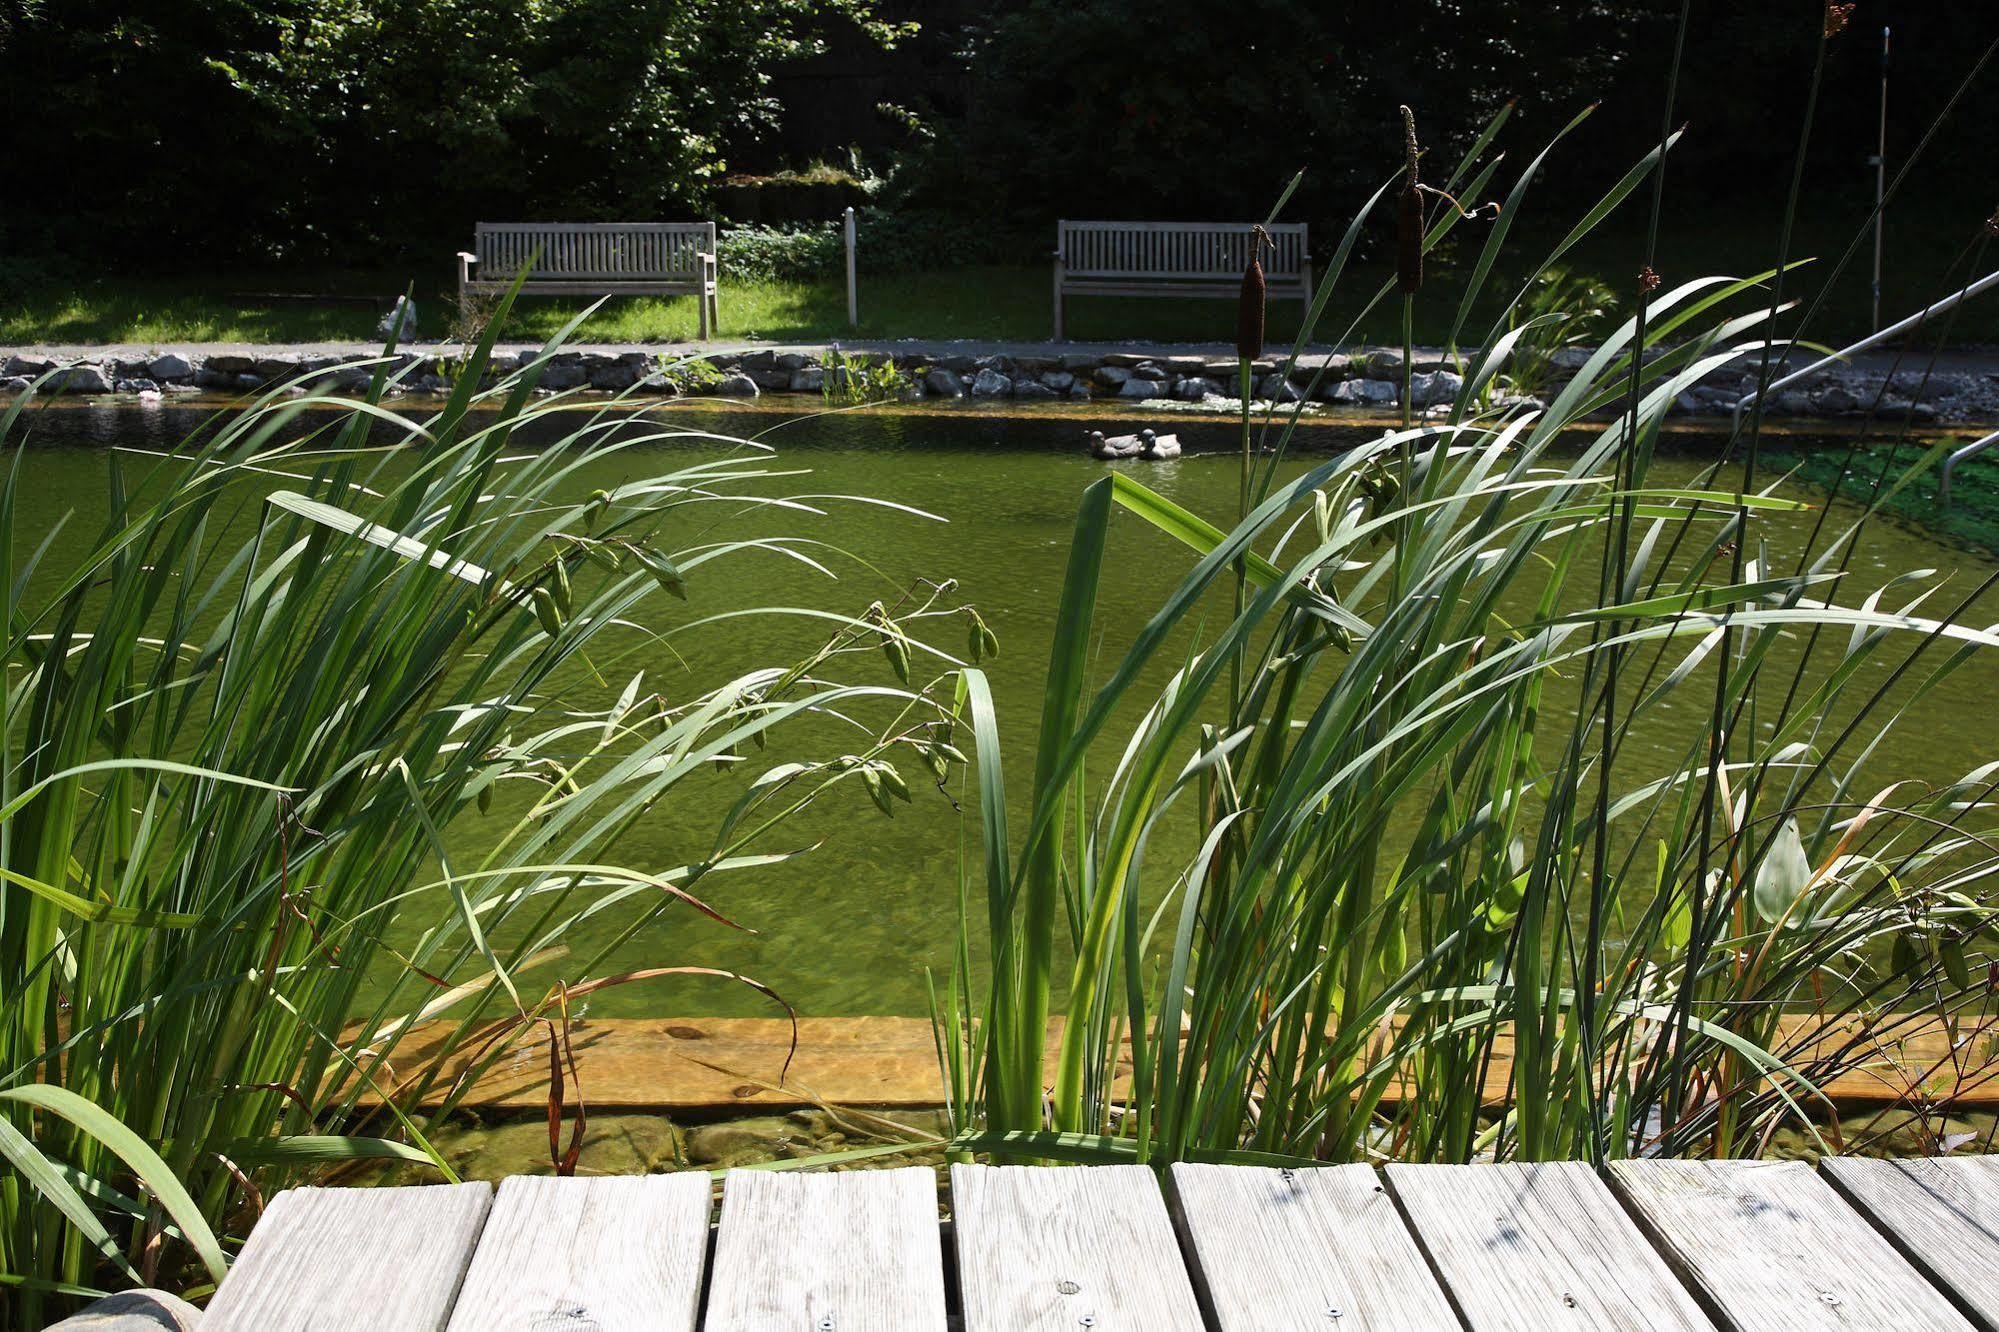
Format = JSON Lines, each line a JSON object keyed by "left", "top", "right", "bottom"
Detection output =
{"left": 58, "top": 1155, "right": 1999, "bottom": 1329}
{"left": 1052, "top": 220, "right": 1312, "bottom": 340}
{"left": 457, "top": 223, "right": 721, "bottom": 338}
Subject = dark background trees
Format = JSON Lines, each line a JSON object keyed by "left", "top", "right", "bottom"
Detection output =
{"left": 0, "top": 0, "right": 1992, "bottom": 273}
{"left": 0, "top": 0, "right": 904, "bottom": 264}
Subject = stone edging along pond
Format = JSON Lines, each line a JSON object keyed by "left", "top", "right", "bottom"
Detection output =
{"left": 6, "top": 344, "right": 1997, "bottom": 424}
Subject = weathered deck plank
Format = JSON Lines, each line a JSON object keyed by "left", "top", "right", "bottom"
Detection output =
{"left": 1821, "top": 1155, "right": 1999, "bottom": 1326}
{"left": 1169, "top": 1162, "right": 1460, "bottom": 1331}
{"left": 202, "top": 1183, "right": 491, "bottom": 1332}
{"left": 1608, "top": 1158, "right": 1976, "bottom": 1331}
{"left": 1386, "top": 1161, "right": 1712, "bottom": 1331}
{"left": 703, "top": 1167, "right": 945, "bottom": 1331}
{"left": 951, "top": 1163, "right": 1204, "bottom": 1331}
{"left": 443, "top": 1174, "right": 710, "bottom": 1331}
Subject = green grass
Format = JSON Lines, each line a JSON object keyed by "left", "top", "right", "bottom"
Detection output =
{"left": 7, "top": 207, "right": 1996, "bottom": 347}
{"left": 0, "top": 266, "right": 1311, "bottom": 346}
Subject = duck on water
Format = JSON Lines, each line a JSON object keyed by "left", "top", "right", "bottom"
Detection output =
{"left": 1086, "top": 428, "right": 1182, "bottom": 461}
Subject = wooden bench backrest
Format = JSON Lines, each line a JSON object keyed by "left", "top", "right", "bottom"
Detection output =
{"left": 475, "top": 223, "right": 714, "bottom": 281}
{"left": 1058, "top": 221, "right": 1309, "bottom": 280}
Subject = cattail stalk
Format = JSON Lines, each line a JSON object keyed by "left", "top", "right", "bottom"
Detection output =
{"left": 1398, "top": 107, "right": 1423, "bottom": 431}
{"left": 1397, "top": 106, "right": 1424, "bottom": 297}
{"left": 1231, "top": 224, "right": 1273, "bottom": 712}
{"left": 1235, "top": 225, "right": 1272, "bottom": 526}
{"left": 1237, "top": 225, "right": 1268, "bottom": 363}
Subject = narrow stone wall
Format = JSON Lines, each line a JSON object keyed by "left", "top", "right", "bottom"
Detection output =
{"left": 2, "top": 346, "right": 1987, "bottom": 422}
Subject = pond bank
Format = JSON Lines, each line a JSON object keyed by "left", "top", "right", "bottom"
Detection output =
{"left": 7, "top": 337, "right": 1999, "bottom": 424}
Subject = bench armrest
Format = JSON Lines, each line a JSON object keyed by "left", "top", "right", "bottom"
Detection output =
{"left": 457, "top": 251, "right": 478, "bottom": 263}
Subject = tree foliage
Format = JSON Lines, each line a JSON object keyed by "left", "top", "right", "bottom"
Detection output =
{"left": 0, "top": 0, "right": 899, "bottom": 262}
{"left": 905, "top": 1, "right": 1644, "bottom": 227}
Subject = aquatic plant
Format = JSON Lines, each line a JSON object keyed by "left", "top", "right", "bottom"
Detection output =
{"left": 0, "top": 295, "right": 967, "bottom": 1314}
{"left": 1495, "top": 264, "right": 1619, "bottom": 400}
{"left": 821, "top": 348, "right": 913, "bottom": 405}
{"left": 941, "top": 10, "right": 1999, "bottom": 1167}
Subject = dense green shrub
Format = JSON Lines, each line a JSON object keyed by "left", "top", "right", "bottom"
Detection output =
{"left": 857, "top": 209, "right": 1040, "bottom": 272}
{"left": 720, "top": 223, "right": 844, "bottom": 281}
{"left": 719, "top": 210, "right": 1041, "bottom": 281}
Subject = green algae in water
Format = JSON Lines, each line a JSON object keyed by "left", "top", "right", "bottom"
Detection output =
{"left": 1768, "top": 437, "right": 1999, "bottom": 556}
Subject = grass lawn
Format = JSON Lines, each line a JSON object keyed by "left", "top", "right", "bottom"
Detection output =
{"left": 5, "top": 208, "right": 1995, "bottom": 348}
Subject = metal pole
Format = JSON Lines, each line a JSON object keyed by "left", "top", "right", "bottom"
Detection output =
{"left": 1871, "top": 26, "right": 1890, "bottom": 330}
{"left": 1940, "top": 427, "right": 1999, "bottom": 508}
{"left": 844, "top": 207, "right": 859, "bottom": 330}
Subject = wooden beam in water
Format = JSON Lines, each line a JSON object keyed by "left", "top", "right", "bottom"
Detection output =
{"left": 353, "top": 1013, "right": 1999, "bottom": 1113}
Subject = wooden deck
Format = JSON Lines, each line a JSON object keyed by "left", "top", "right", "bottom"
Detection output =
{"left": 181, "top": 1157, "right": 1999, "bottom": 1331}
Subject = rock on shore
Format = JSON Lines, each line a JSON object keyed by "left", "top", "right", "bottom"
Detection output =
{"left": 3, "top": 344, "right": 1994, "bottom": 423}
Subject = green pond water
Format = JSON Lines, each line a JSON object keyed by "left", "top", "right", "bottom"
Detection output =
{"left": 18, "top": 400, "right": 1999, "bottom": 1017}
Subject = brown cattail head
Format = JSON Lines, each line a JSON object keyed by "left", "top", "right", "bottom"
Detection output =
{"left": 1638, "top": 266, "right": 1661, "bottom": 295}
{"left": 1823, "top": 2, "right": 1854, "bottom": 37}
{"left": 1236, "top": 224, "right": 1271, "bottom": 360}
{"left": 1397, "top": 105, "right": 1423, "bottom": 296}
{"left": 1985, "top": 206, "right": 1999, "bottom": 238}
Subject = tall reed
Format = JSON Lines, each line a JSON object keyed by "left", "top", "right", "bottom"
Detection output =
{"left": 0, "top": 297, "right": 966, "bottom": 1314}
{"left": 941, "top": 20, "right": 1999, "bottom": 1165}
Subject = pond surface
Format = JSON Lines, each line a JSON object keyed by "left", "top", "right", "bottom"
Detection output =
{"left": 15, "top": 399, "right": 1999, "bottom": 1016}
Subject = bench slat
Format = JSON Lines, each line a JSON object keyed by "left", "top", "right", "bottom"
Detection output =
{"left": 1388, "top": 1161, "right": 1712, "bottom": 1330}
{"left": 1169, "top": 1162, "right": 1457, "bottom": 1331}
{"left": 704, "top": 1167, "right": 945, "bottom": 1331}
{"left": 460, "top": 281, "right": 705, "bottom": 296}
{"left": 1610, "top": 1159, "right": 1977, "bottom": 1330}
{"left": 1821, "top": 1155, "right": 1999, "bottom": 1325}
{"left": 203, "top": 1183, "right": 491, "bottom": 1332}
{"left": 473, "top": 223, "right": 712, "bottom": 280}
{"left": 443, "top": 1174, "right": 710, "bottom": 1332}
{"left": 465, "top": 221, "right": 718, "bottom": 334}
{"left": 952, "top": 1163, "right": 1204, "bottom": 1331}
{"left": 1052, "top": 220, "right": 1309, "bottom": 337}
{"left": 1060, "top": 279, "right": 1309, "bottom": 297}
{"left": 1057, "top": 220, "right": 1309, "bottom": 278}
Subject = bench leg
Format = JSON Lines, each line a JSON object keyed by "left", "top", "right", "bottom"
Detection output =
{"left": 1051, "top": 262, "right": 1065, "bottom": 342}
{"left": 697, "top": 286, "right": 711, "bottom": 340}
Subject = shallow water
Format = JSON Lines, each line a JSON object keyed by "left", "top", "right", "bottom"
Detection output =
{"left": 15, "top": 398, "right": 1999, "bottom": 1016}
